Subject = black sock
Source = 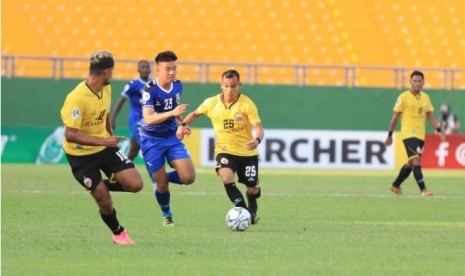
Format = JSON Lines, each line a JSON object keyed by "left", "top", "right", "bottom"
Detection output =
{"left": 224, "top": 183, "right": 247, "bottom": 208}
{"left": 246, "top": 188, "right": 261, "bottom": 215}
{"left": 392, "top": 164, "right": 412, "bottom": 187}
{"left": 412, "top": 165, "right": 426, "bottom": 191}
{"left": 104, "top": 179, "right": 125, "bottom": 192}
{"left": 100, "top": 208, "right": 124, "bottom": 234}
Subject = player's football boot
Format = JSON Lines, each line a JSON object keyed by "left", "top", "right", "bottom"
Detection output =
{"left": 163, "top": 216, "right": 175, "bottom": 227}
{"left": 421, "top": 188, "right": 433, "bottom": 197}
{"left": 251, "top": 214, "right": 260, "bottom": 225}
{"left": 113, "top": 230, "right": 135, "bottom": 245}
{"left": 389, "top": 185, "right": 403, "bottom": 195}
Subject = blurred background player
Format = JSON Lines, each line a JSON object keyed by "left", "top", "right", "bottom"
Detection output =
{"left": 182, "top": 69, "right": 264, "bottom": 225}
{"left": 439, "top": 103, "right": 461, "bottom": 134}
{"left": 139, "top": 50, "right": 196, "bottom": 226}
{"left": 385, "top": 70, "right": 444, "bottom": 197}
{"left": 111, "top": 60, "right": 152, "bottom": 160}
{"left": 60, "top": 50, "right": 143, "bottom": 245}
{"left": 110, "top": 60, "right": 156, "bottom": 184}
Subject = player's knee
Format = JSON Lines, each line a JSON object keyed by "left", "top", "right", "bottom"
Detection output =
{"left": 248, "top": 187, "right": 261, "bottom": 198}
{"left": 125, "top": 179, "right": 143, "bottom": 193}
{"left": 182, "top": 175, "right": 195, "bottom": 185}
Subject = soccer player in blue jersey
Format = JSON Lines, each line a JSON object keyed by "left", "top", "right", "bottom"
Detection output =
{"left": 139, "top": 51, "right": 196, "bottom": 226}
{"left": 111, "top": 60, "right": 152, "bottom": 161}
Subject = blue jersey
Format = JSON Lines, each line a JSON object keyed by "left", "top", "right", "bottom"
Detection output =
{"left": 140, "top": 79, "right": 183, "bottom": 138}
{"left": 121, "top": 78, "right": 149, "bottom": 124}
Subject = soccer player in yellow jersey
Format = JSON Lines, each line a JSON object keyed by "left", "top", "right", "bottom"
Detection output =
{"left": 182, "top": 69, "right": 264, "bottom": 224}
{"left": 60, "top": 51, "right": 143, "bottom": 245}
{"left": 385, "top": 70, "right": 444, "bottom": 197}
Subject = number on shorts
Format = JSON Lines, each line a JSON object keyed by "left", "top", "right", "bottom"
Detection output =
{"left": 245, "top": 165, "right": 256, "bottom": 177}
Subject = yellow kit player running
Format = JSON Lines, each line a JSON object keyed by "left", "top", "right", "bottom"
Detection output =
{"left": 182, "top": 69, "right": 264, "bottom": 224}
{"left": 385, "top": 70, "right": 444, "bottom": 197}
{"left": 61, "top": 50, "right": 143, "bottom": 245}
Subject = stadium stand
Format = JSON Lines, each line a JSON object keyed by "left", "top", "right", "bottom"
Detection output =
{"left": 2, "top": 0, "right": 464, "bottom": 88}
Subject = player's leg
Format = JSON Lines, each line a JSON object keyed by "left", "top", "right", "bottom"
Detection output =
{"left": 216, "top": 154, "right": 247, "bottom": 209}
{"left": 409, "top": 139, "right": 432, "bottom": 196}
{"left": 91, "top": 182, "right": 135, "bottom": 245}
{"left": 152, "top": 167, "right": 175, "bottom": 225}
{"left": 127, "top": 137, "right": 140, "bottom": 161}
{"left": 165, "top": 137, "right": 195, "bottom": 185}
{"left": 139, "top": 135, "right": 174, "bottom": 225}
{"left": 389, "top": 138, "right": 415, "bottom": 195}
{"left": 127, "top": 120, "right": 141, "bottom": 161}
{"left": 237, "top": 155, "right": 261, "bottom": 224}
{"left": 100, "top": 147, "right": 143, "bottom": 192}
{"left": 65, "top": 153, "right": 134, "bottom": 244}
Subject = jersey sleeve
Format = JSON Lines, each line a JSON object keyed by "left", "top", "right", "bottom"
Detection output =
{"left": 425, "top": 94, "right": 434, "bottom": 113}
{"left": 60, "top": 93, "right": 84, "bottom": 129}
{"left": 197, "top": 97, "right": 213, "bottom": 116}
{"left": 142, "top": 89, "right": 154, "bottom": 109}
{"left": 120, "top": 82, "right": 131, "bottom": 98}
{"left": 246, "top": 99, "right": 261, "bottom": 125}
{"left": 393, "top": 94, "right": 405, "bottom": 113}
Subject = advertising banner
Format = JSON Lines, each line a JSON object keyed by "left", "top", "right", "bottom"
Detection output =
{"left": 422, "top": 134, "right": 465, "bottom": 169}
{"left": 200, "top": 129, "right": 395, "bottom": 169}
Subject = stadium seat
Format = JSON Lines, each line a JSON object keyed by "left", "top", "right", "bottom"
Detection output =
{"left": 2, "top": 0, "right": 464, "bottom": 88}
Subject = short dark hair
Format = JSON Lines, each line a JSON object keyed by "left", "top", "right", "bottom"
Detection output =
{"left": 155, "top": 51, "right": 177, "bottom": 64}
{"left": 89, "top": 50, "right": 114, "bottom": 74}
{"left": 222, "top": 69, "right": 240, "bottom": 81}
{"left": 410, "top": 70, "right": 424, "bottom": 79}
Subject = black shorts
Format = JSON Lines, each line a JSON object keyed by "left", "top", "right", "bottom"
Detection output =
{"left": 215, "top": 153, "right": 259, "bottom": 187}
{"left": 66, "top": 147, "right": 135, "bottom": 191}
{"left": 403, "top": 138, "right": 425, "bottom": 159}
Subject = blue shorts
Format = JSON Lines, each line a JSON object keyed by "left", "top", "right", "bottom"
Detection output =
{"left": 140, "top": 134, "right": 191, "bottom": 173}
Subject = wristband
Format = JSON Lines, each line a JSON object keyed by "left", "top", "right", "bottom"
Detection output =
{"left": 179, "top": 122, "right": 187, "bottom": 127}
{"left": 255, "top": 137, "right": 261, "bottom": 144}
{"left": 388, "top": 131, "right": 393, "bottom": 138}
{"left": 436, "top": 127, "right": 441, "bottom": 133}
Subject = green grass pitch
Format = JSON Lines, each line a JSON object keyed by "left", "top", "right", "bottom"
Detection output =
{"left": 2, "top": 164, "right": 465, "bottom": 275}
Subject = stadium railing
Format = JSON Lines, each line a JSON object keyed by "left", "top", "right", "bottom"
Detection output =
{"left": 2, "top": 55, "right": 464, "bottom": 90}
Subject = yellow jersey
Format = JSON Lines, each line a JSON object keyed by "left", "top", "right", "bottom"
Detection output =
{"left": 393, "top": 90, "right": 434, "bottom": 140}
{"left": 60, "top": 81, "right": 111, "bottom": 155}
{"left": 197, "top": 93, "right": 261, "bottom": 156}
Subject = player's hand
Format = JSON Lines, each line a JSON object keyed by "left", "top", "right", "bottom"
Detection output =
{"left": 183, "top": 125, "right": 192, "bottom": 136}
{"left": 106, "top": 136, "right": 127, "bottom": 147}
{"left": 245, "top": 138, "right": 260, "bottom": 150}
{"left": 176, "top": 125, "right": 191, "bottom": 140}
{"left": 172, "top": 104, "right": 189, "bottom": 116}
{"left": 385, "top": 137, "right": 393, "bottom": 146}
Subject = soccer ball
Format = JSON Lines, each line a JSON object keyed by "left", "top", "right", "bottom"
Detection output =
{"left": 225, "top": 207, "right": 251, "bottom": 231}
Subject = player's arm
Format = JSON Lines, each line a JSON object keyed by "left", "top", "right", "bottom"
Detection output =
{"left": 64, "top": 126, "right": 124, "bottom": 147}
{"left": 246, "top": 122, "right": 264, "bottom": 150}
{"left": 427, "top": 111, "right": 445, "bottom": 140}
{"left": 182, "top": 109, "right": 203, "bottom": 125}
{"left": 106, "top": 113, "right": 113, "bottom": 136}
{"left": 385, "top": 112, "right": 400, "bottom": 146}
{"left": 110, "top": 96, "right": 127, "bottom": 130}
{"left": 177, "top": 109, "right": 203, "bottom": 140}
{"left": 142, "top": 104, "right": 188, "bottom": 125}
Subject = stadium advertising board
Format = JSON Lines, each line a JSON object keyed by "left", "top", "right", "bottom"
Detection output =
{"left": 200, "top": 129, "right": 395, "bottom": 169}
{"left": 3, "top": 127, "right": 463, "bottom": 170}
{"left": 422, "top": 134, "right": 465, "bottom": 169}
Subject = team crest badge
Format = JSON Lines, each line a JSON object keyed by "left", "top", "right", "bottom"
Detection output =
{"left": 235, "top": 114, "right": 243, "bottom": 121}
{"left": 142, "top": 91, "right": 150, "bottom": 103}
{"left": 71, "top": 108, "right": 81, "bottom": 119}
{"left": 83, "top": 177, "right": 92, "bottom": 188}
